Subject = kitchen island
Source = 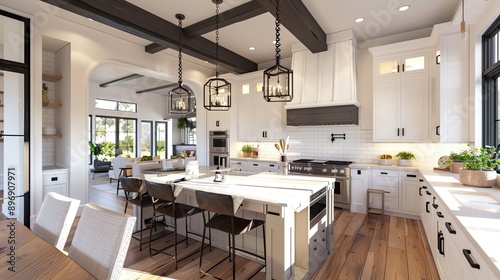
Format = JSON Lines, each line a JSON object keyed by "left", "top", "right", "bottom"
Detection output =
{"left": 144, "top": 167, "right": 335, "bottom": 280}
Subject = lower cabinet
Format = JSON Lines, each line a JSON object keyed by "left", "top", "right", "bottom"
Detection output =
{"left": 370, "top": 169, "right": 399, "bottom": 211}
{"left": 419, "top": 183, "right": 494, "bottom": 280}
{"left": 350, "top": 168, "right": 370, "bottom": 214}
{"left": 42, "top": 168, "right": 68, "bottom": 197}
{"left": 400, "top": 171, "right": 420, "bottom": 215}
{"left": 230, "top": 159, "right": 279, "bottom": 174}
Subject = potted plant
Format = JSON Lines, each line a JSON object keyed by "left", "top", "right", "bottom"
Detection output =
{"left": 395, "top": 151, "right": 416, "bottom": 166}
{"left": 459, "top": 145, "right": 499, "bottom": 188}
{"left": 241, "top": 144, "right": 253, "bottom": 157}
{"left": 177, "top": 117, "right": 195, "bottom": 144}
{"left": 448, "top": 149, "right": 471, "bottom": 173}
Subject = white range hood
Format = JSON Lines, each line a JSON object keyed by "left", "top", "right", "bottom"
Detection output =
{"left": 287, "top": 29, "right": 358, "bottom": 110}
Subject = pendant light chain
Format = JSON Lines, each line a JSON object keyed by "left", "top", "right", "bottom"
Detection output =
{"left": 177, "top": 16, "right": 183, "bottom": 85}
{"left": 215, "top": 2, "right": 220, "bottom": 78}
{"left": 275, "top": 0, "right": 281, "bottom": 64}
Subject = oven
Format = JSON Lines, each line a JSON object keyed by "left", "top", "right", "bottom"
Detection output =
{"left": 209, "top": 130, "right": 229, "bottom": 154}
{"left": 209, "top": 153, "right": 228, "bottom": 167}
{"left": 289, "top": 159, "right": 352, "bottom": 210}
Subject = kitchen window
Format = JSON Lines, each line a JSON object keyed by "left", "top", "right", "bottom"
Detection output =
{"left": 482, "top": 14, "right": 500, "bottom": 147}
{"left": 95, "top": 116, "right": 137, "bottom": 158}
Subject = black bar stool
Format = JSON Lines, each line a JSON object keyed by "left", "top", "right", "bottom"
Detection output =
{"left": 195, "top": 190, "right": 266, "bottom": 280}
{"left": 146, "top": 181, "right": 208, "bottom": 270}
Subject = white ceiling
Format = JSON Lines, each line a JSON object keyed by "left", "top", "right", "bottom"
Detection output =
{"left": 40, "top": 0, "right": 491, "bottom": 89}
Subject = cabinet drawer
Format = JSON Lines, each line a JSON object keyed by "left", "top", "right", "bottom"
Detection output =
{"left": 240, "top": 200, "right": 265, "bottom": 214}
{"left": 43, "top": 172, "right": 67, "bottom": 186}
{"left": 372, "top": 169, "right": 399, "bottom": 177}
{"left": 453, "top": 224, "right": 490, "bottom": 280}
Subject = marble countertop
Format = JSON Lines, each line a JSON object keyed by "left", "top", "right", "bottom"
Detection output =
{"left": 418, "top": 169, "right": 500, "bottom": 278}
{"left": 230, "top": 157, "right": 281, "bottom": 163}
{"left": 144, "top": 166, "right": 333, "bottom": 212}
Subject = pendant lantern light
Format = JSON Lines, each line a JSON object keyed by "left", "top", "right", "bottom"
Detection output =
{"left": 263, "top": 0, "right": 293, "bottom": 102}
{"left": 169, "top": 13, "right": 192, "bottom": 115}
{"left": 204, "top": 0, "right": 231, "bottom": 111}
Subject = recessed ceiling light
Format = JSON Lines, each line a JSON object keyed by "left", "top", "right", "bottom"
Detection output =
{"left": 398, "top": 5, "right": 410, "bottom": 12}
{"left": 249, "top": 46, "right": 256, "bottom": 51}
{"left": 354, "top": 17, "right": 365, "bottom": 23}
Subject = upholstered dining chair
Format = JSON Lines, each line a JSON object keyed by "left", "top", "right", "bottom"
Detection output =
{"left": 68, "top": 203, "right": 136, "bottom": 280}
{"left": 146, "top": 180, "right": 205, "bottom": 269}
{"left": 195, "top": 190, "right": 266, "bottom": 280}
{"left": 119, "top": 176, "right": 153, "bottom": 251}
{"left": 32, "top": 192, "right": 80, "bottom": 251}
{"left": 109, "top": 156, "right": 134, "bottom": 194}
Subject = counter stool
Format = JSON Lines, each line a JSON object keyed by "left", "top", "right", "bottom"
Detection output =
{"left": 367, "top": 189, "right": 385, "bottom": 218}
{"left": 195, "top": 190, "right": 266, "bottom": 280}
{"left": 146, "top": 181, "right": 207, "bottom": 270}
{"left": 120, "top": 176, "right": 153, "bottom": 251}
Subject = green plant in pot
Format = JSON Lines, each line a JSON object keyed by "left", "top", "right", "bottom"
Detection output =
{"left": 448, "top": 149, "right": 471, "bottom": 173}
{"left": 459, "top": 145, "right": 499, "bottom": 188}
{"left": 241, "top": 144, "right": 253, "bottom": 157}
{"left": 395, "top": 151, "right": 416, "bottom": 166}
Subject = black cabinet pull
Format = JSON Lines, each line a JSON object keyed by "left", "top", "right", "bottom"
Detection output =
{"left": 381, "top": 172, "right": 388, "bottom": 175}
{"left": 445, "top": 222, "right": 456, "bottom": 234}
{"left": 436, "top": 125, "right": 440, "bottom": 135}
{"left": 463, "top": 249, "right": 480, "bottom": 269}
{"left": 402, "top": 128, "right": 405, "bottom": 136}
{"left": 397, "top": 65, "right": 400, "bottom": 73}
{"left": 357, "top": 170, "right": 361, "bottom": 175}
{"left": 253, "top": 163, "right": 258, "bottom": 166}
{"left": 407, "top": 174, "right": 417, "bottom": 178}
{"left": 426, "top": 191, "right": 431, "bottom": 195}
{"left": 436, "top": 211, "right": 444, "bottom": 218}
{"left": 419, "top": 179, "right": 424, "bottom": 182}
{"left": 438, "top": 231, "right": 445, "bottom": 255}
{"left": 419, "top": 187, "right": 423, "bottom": 196}
{"left": 432, "top": 197, "right": 438, "bottom": 209}
{"left": 426, "top": 201, "right": 430, "bottom": 213}
{"left": 402, "top": 63, "right": 405, "bottom": 72}
{"left": 397, "top": 128, "right": 400, "bottom": 136}
{"left": 422, "top": 186, "right": 427, "bottom": 189}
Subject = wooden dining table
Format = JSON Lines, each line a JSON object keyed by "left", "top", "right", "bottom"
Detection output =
{"left": 0, "top": 219, "right": 95, "bottom": 279}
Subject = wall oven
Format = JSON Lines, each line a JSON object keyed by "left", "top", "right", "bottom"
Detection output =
{"left": 209, "top": 130, "right": 229, "bottom": 167}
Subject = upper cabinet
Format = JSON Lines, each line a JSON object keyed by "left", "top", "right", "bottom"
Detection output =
{"left": 431, "top": 23, "right": 471, "bottom": 143}
{"left": 374, "top": 51, "right": 428, "bottom": 78}
{"left": 371, "top": 40, "right": 432, "bottom": 142}
{"left": 235, "top": 72, "right": 284, "bottom": 142}
{"left": 288, "top": 30, "right": 358, "bottom": 109}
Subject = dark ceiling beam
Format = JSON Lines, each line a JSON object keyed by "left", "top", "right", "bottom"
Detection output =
{"left": 255, "top": 0, "right": 327, "bottom": 53}
{"left": 145, "top": 1, "right": 266, "bottom": 55}
{"left": 185, "top": 1, "right": 267, "bottom": 38}
{"left": 41, "top": 0, "right": 258, "bottom": 74}
{"left": 135, "top": 83, "right": 178, "bottom": 94}
{"left": 99, "top": 74, "right": 143, "bottom": 87}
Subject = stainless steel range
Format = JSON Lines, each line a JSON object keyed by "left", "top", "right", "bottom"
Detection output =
{"left": 289, "top": 159, "right": 352, "bottom": 209}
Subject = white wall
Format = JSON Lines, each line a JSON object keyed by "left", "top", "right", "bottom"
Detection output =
{"left": 0, "top": 1, "right": 212, "bottom": 219}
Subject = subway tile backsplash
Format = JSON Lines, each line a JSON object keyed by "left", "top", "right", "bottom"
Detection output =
{"left": 242, "top": 125, "right": 469, "bottom": 167}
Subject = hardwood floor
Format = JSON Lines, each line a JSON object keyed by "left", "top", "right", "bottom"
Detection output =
{"left": 67, "top": 182, "right": 439, "bottom": 279}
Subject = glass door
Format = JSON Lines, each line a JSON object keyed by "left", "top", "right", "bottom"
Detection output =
{"left": 0, "top": 10, "right": 31, "bottom": 225}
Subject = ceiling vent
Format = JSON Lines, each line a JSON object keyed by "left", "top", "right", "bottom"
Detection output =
{"left": 286, "top": 105, "right": 358, "bottom": 126}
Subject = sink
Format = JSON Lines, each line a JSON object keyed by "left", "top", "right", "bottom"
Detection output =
{"left": 450, "top": 191, "right": 500, "bottom": 213}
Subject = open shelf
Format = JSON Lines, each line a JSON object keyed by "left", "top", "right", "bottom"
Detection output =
{"left": 42, "top": 73, "right": 62, "bottom": 82}
{"left": 43, "top": 134, "right": 63, "bottom": 138}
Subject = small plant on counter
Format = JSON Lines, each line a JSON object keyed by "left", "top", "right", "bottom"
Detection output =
{"left": 395, "top": 151, "right": 416, "bottom": 160}
{"left": 241, "top": 144, "right": 254, "bottom": 153}
{"left": 462, "top": 145, "right": 499, "bottom": 171}
{"left": 448, "top": 149, "right": 471, "bottom": 163}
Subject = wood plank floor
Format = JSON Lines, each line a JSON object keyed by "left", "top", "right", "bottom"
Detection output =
{"left": 65, "top": 181, "right": 440, "bottom": 279}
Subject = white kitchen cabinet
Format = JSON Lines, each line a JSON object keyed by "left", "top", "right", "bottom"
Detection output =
{"left": 237, "top": 76, "right": 284, "bottom": 142}
{"left": 373, "top": 73, "right": 430, "bottom": 142}
{"left": 399, "top": 171, "right": 420, "bottom": 215}
{"left": 350, "top": 168, "right": 370, "bottom": 214}
{"left": 42, "top": 168, "right": 68, "bottom": 197}
{"left": 230, "top": 158, "right": 279, "bottom": 174}
{"left": 373, "top": 50, "right": 428, "bottom": 78}
{"left": 370, "top": 169, "right": 399, "bottom": 211}
{"left": 432, "top": 24, "right": 471, "bottom": 142}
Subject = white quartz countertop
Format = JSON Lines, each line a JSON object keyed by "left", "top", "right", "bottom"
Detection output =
{"left": 230, "top": 157, "right": 281, "bottom": 163}
{"left": 419, "top": 168, "right": 500, "bottom": 277}
{"left": 144, "top": 168, "right": 333, "bottom": 212}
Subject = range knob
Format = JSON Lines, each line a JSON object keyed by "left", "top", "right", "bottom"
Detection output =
{"left": 339, "top": 169, "right": 345, "bottom": 174}
{"left": 321, "top": 168, "right": 328, "bottom": 174}
{"left": 332, "top": 168, "right": 338, "bottom": 174}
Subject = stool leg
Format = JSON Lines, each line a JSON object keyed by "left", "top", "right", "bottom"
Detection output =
{"left": 366, "top": 190, "right": 370, "bottom": 214}
{"left": 381, "top": 192, "right": 385, "bottom": 220}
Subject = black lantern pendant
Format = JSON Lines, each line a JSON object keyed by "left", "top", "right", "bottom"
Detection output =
{"left": 169, "top": 13, "right": 192, "bottom": 115}
{"left": 263, "top": 0, "right": 293, "bottom": 102}
{"left": 204, "top": 0, "right": 231, "bottom": 111}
